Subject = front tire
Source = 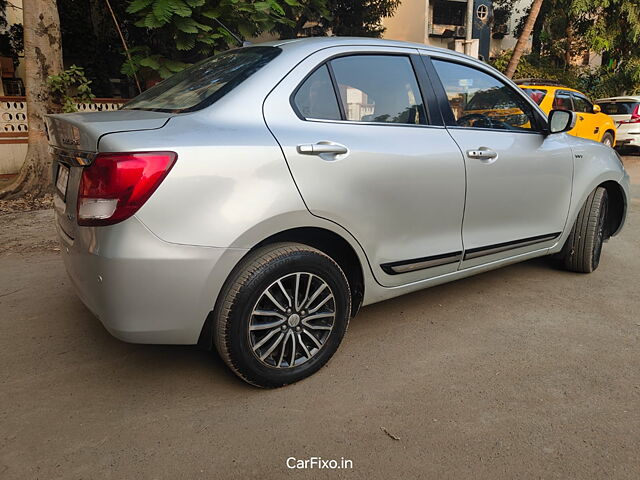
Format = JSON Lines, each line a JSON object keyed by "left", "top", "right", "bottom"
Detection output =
{"left": 560, "top": 187, "right": 608, "bottom": 273}
{"left": 214, "top": 243, "right": 351, "bottom": 388}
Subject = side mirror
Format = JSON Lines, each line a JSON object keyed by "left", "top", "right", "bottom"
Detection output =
{"left": 593, "top": 104, "right": 601, "bottom": 113}
{"left": 548, "top": 109, "right": 576, "bottom": 134}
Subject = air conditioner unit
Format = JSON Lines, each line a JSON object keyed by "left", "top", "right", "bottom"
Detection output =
{"left": 454, "top": 26, "right": 466, "bottom": 38}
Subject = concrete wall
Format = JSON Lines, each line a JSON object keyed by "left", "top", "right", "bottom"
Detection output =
{"left": 381, "top": 0, "right": 428, "bottom": 44}
{"left": 0, "top": 142, "right": 27, "bottom": 175}
{"left": 489, "top": 0, "right": 532, "bottom": 56}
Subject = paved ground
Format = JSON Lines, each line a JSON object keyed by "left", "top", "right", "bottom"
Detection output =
{"left": 1, "top": 157, "right": 639, "bottom": 479}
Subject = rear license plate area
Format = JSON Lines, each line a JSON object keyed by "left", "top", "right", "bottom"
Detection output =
{"left": 56, "top": 164, "right": 70, "bottom": 200}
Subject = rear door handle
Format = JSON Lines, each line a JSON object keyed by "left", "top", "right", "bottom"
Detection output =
{"left": 297, "top": 143, "right": 348, "bottom": 155}
{"left": 467, "top": 148, "right": 498, "bottom": 160}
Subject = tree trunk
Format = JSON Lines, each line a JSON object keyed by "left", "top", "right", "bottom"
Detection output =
{"left": 0, "top": 0, "right": 63, "bottom": 199}
{"left": 505, "top": 0, "right": 544, "bottom": 79}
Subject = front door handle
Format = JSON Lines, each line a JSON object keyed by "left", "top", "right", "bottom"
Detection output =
{"left": 467, "top": 148, "right": 498, "bottom": 160}
{"left": 297, "top": 143, "right": 348, "bottom": 155}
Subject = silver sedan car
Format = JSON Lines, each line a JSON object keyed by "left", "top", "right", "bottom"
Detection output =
{"left": 46, "top": 37, "right": 630, "bottom": 387}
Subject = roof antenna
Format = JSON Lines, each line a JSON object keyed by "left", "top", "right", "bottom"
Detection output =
{"left": 211, "top": 17, "right": 252, "bottom": 47}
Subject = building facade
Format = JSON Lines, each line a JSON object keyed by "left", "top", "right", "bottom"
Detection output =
{"left": 0, "top": 0, "right": 25, "bottom": 96}
{"left": 381, "top": 0, "right": 532, "bottom": 60}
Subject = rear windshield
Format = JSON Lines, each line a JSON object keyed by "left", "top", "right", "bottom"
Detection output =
{"left": 597, "top": 101, "right": 639, "bottom": 115}
{"left": 122, "top": 46, "right": 281, "bottom": 113}
{"left": 522, "top": 88, "right": 547, "bottom": 105}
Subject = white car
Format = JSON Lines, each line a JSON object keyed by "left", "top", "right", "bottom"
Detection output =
{"left": 596, "top": 96, "right": 640, "bottom": 151}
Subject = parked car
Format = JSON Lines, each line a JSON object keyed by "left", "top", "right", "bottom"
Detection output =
{"left": 46, "top": 38, "right": 630, "bottom": 388}
{"left": 517, "top": 79, "right": 617, "bottom": 146}
{"left": 595, "top": 96, "right": 640, "bottom": 152}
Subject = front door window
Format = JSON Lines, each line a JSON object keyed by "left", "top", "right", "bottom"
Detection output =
{"left": 432, "top": 59, "right": 538, "bottom": 131}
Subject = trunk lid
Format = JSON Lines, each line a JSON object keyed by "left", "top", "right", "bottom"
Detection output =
{"left": 46, "top": 109, "right": 172, "bottom": 151}
{"left": 46, "top": 110, "right": 173, "bottom": 240}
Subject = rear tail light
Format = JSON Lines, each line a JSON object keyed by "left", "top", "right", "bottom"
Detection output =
{"left": 620, "top": 104, "right": 640, "bottom": 124}
{"left": 78, "top": 151, "right": 176, "bottom": 226}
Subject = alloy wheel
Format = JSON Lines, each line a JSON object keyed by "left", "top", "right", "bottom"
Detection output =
{"left": 248, "top": 272, "right": 336, "bottom": 369}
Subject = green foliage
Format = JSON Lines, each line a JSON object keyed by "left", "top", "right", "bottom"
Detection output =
{"left": 491, "top": 49, "right": 584, "bottom": 88}
{"left": 491, "top": 49, "right": 640, "bottom": 99}
{"left": 275, "top": 0, "right": 400, "bottom": 38}
{"left": 497, "top": 0, "right": 640, "bottom": 98}
{"left": 48, "top": 65, "right": 96, "bottom": 113}
{"left": 124, "top": 0, "right": 297, "bottom": 80}
{"left": 122, "top": 0, "right": 401, "bottom": 81}
{"left": 58, "top": 0, "right": 133, "bottom": 97}
{"left": 578, "top": 60, "right": 640, "bottom": 98}
{"left": 326, "top": 0, "right": 400, "bottom": 37}
{"left": 571, "top": 0, "right": 640, "bottom": 52}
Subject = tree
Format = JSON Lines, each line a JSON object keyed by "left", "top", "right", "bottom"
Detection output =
{"left": 56, "top": 0, "right": 127, "bottom": 97}
{"left": 116, "top": 0, "right": 401, "bottom": 86}
{"left": 0, "top": 0, "right": 63, "bottom": 199}
{"left": 574, "top": 0, "right": 640, "bottom": 96}
{"left": 276, "top": 0, "right": 400, "bottom": 38}
{"left": 275, "top": 0, "right": 329, "bottom": 38}
{"left": 329, "top": 0, "right": 400, "bottom": 37}
{"left": 505, "top": 0, "right": 545, "bottom": 78}
{"left": 123, "top": 0, "right": 292, "bottom": 81}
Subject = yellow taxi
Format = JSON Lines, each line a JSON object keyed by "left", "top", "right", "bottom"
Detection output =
{"left": 516, "top": 79, "right": 617, "bottom": 146}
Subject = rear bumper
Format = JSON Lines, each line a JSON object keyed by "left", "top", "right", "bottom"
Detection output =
{"left": 615, "top": 130, "right": 640, "bottom": 146}
{"left": 57, "top": 216, "right": 247, "bottom": 344}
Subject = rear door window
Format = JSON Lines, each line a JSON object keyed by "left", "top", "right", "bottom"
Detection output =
{"left": 293, "top": 65, "right": 341, "bottom": 120}
{"left": 329, "top": 55, "right": 427, "bottom": 125}
{"left": 522, "top": 88, "right": 547, "bottom": 105}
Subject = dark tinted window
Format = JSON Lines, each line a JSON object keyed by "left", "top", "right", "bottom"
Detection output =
{"left": 597, "top": 101, "right": 639, "bottom": 115}
{"left": 293, "top": 65, "right": 341, "bottom": 120}
{"left": 553, "top": 91, "right": 573, "bottom": 111}
{"left": 522, "top": 88, "right": 547, "bottom": 105}
{"left": 432, "top": 59, "right": 537, "bottom": 131}
{"left": 123, "top": 46, "right": 281, "bottom": 113}
{"left": 571, "top": 93, "right": 593, "bottom": 113}
{"left": 330, "top": 55, "right": 426, "bottom": 125}
{"left": 432, "top": 0, "right": 466, "bottom": 25}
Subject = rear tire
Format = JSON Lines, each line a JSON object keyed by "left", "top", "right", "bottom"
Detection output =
{"left": 214, "top": 243, "right": 351, "bottom": 388}
{"left": 559, "top": 187, "right": 608, "bottom": 273}
{"left": 601, "top": 132, "right": 614, "bottom": 147}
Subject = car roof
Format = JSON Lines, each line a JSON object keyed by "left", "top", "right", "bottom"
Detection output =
{"left": 253, "top": 36, "right": 481, "bottom": 63}
{"left": 514, "top": 78, "right": 562, "bottom": 86}
{"left": 596, "top": 96, "right": 640, "bottom": 102}
{"left": 518, "top": 84, "right": 581, "bottom": 94}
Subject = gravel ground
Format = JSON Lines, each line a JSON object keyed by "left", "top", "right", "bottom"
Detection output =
{"left": 0, "top": 157, "right": 639, "bottom": 479}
